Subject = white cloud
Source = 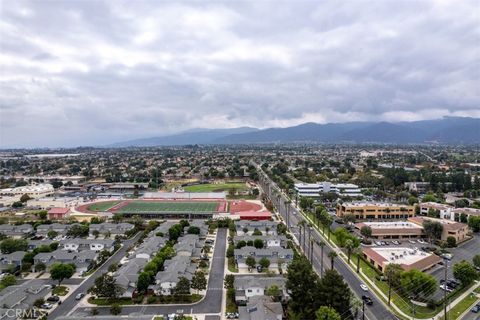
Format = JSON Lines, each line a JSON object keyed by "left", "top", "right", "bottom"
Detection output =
{"left": 0, "top": 0, "right": 479, "bottom": 147}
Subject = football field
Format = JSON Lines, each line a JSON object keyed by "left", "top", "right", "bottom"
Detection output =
{"left": 115, "top": 201, "right": 220, "bottom": 213}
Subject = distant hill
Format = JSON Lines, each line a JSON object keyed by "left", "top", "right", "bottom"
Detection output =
{"left": 109, "top": 127, "right": 259, "bottom": 147}
{"left": 110, "top": 117, "right": 480, "bottom": 146}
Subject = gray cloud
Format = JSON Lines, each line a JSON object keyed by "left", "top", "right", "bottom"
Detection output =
{"left": 0, "top": 0, "right": 479, "bottom": 147}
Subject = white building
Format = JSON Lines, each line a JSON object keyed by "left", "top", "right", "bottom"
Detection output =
{"left": 0, "top": 184, "right": 54, "bottom": 198}
{"left": 294, "top": 182, "right": 361, "bottom": 198}
{"left": 27, "top": 196, "right": 84, "bottom": 209}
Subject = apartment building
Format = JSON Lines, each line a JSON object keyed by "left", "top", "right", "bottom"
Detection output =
{"left": 336, "top": 202, "right": 414, "bottom": 220}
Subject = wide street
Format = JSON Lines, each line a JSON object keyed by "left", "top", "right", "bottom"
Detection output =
{"left": 48, "top": 232, "right": 143, "bottom": 319}
{"left": 68, "top": 227, "right": 227, "bottom": 318}
{"left": 256, "top": 164, "right": 398, "bottom": 320}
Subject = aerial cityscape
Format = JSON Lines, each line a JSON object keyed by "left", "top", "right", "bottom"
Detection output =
{"left": 0, "top": 1, "right": 479, "bottom": 320}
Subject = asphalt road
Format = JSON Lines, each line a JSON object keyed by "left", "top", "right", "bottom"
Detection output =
{"left": 48, "top": 232, "right": 143, "bottom": 319}
{"left": 69, "top": 227, "right": 227, "bottom": 318}
{"left": 256, "top": 165, "right": 398, "bottom": 320}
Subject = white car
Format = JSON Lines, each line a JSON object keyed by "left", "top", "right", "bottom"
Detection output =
{"left": 408, "top": 240, "right": 416, "bottom": 244}
{"left": 417, "top": 239, "right": 426, "bottom": 244}
{"left": 392, "top": 240, "right": 400, "bottom": 245}
{"left": 360, "top": 284, "right": 369, "bottom": 291}
{"left": 439, "top": 284, "right": 453, "bottom": 292}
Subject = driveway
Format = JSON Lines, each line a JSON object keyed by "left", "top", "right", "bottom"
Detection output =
{"left": 67, "top": 228, "right": 227, "bottom": 318}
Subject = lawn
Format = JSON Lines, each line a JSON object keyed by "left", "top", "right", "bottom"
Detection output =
{"left": 116, "top": 201, "right": 220, "bottom": 213}
{"left": 86, "top": 201, "right": 120, "bottom": 212}
{"left": 52, "top": 285, "right": 69, "bottom": 296}
{"left": 184, "top": 182, "right": 247, "bottom": 193}
{"left": 446, "top": 291, "right": 479, "bottom": 319}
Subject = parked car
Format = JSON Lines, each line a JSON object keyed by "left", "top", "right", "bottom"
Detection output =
{"left": 40, "top": 303, "right": 53, "bottom": 309}
{"left": 392, "top": 240, "right": 400, "bottom": 245}
{"left": 439, "top": 284, "right": 453, "bottom": 293}
{"left": 360, "top": 283, "right": 369, "bottom": 291}
{"left": 471, "top": 304, "right": 480, "bottom": 313}
{"left": 408, "top": 240, "right": 416, "bottom": 244}
{"left": 75, "top": 293, "right": 85, "bottom": 300}
{"left": 256, "top": 265, "right": 263, "bottom": 273}
{"left": 442, "top": 253, "right": 453, "bottom": 260}
{"left": 362, "top": 295, "right": 373, "bottom": 305}
{"left": 374, "top": 241, "right": 382, "bottom": 246}
{"left": 47, "top": 296, "right": 60, "bottom": 302}
{"left": 417, "top": 239, "right": 426, "bottom": 244}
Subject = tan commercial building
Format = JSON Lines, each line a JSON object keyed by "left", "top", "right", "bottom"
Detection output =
{"left": 336, "top": 202, "right": 414, "bottom": 220}
{"left": 363, "top": 247, "right": 441, "bottom": 272}
{"left": 408, "top": 216, "right": 470, "bottom": 244}
{"left": 355, "top": 221, "right": 425, "bottom": 240}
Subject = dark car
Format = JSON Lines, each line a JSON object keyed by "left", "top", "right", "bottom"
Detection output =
{"left": 471, "top": 304, "right": 480, "bottom": 313}
{"left": 362, "top": 295, "right": 373, "bottom": 305}
{"left": 47, "top": 295, "right": 60, "bottom": 302}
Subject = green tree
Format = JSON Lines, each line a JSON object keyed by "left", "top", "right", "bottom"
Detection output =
{"left": 400, "top": 269, "right": 437, "bottom": 299}
{"left": 168, "top": 224, "right": 183, "bottom": 241}
{"left": 33, "top": 298, "right": 45, "bottom": 308}
{"left": 345, "top": 239, "right": 357, "bottom": 263}
{"left": 422, "top": 193, "right": 437, "bottom": 203}
{"left": 468, "top": 216, "right": 480, "bottom": 232}
{"left": 252, "top": 229, "right": 262, "bottom": 236}
{"left": 35, "top": 262, "right": 46, "bottom": 272}
{"left": 0, "top": 274, "right": 16, "bottom": 287}
{"left": 453, "top": 260, "right": 478, "bottom": 287}
{"left": 190, "top": 271, "right": 207, "bottom": 293}
{"left": 253, "top": 239, "right": 264, "bottom": 249}
{"left": 317, "top": 269, "right": 352, "bottom": 317}
{"left": 50, "top": 263, "right": 76, "bottom": 285}
{"left": 245, "top": 256, "right": 256, "bottom": 269}
{"left": 88, "top": 273, "right": 124, "bottom": 299}
{"left": 174, "top": 276, "right": 191, "bottom": 295}
{"left": 446, "top": 236, "right": 456, "bottom": 247}
{"left": 328, "top": 251, "right": 337, "bottom": 270}
{"left": 315, "top": 306, "right": 341, "bottom": 320}
{"left": 360, "top": 225, "right": 372, "bottom": 239}
{"left": 343, "top": 213, "right": 356, "bottom": 225}
{"left": 20, "top": 194, "right": 31, "bottom": 203}
{"left": 92, "top": 230, "right": 100, "bottom": 239}
{"left": 0, "top": 238, "right": 28, "bottom": 253}
{"left": 422, "top": 220, "right": 443, "bottom": 243}
{"left": 187, "top": 226, "right": 200, "bottom": 234}
{"left": 266, "top": 284, "right": 281, "bottom": 301}
{"left": 136, "top": 271, "right": 152, "bottom": 293}
{"left": 286, "top": 255, "right": 320, "bottom": 319}
{"left": 11, "top": 201, "right": 23, "bottom": 208}
{"left": 110, "top": 303, "right": 122, "bottom": 315}
{"left": 235, "top": 240, "right": 247, "bottom": 249}
{"left": 38, "top": 210, "right": 47, "bottom": 220}
{"left": 259, "top": 257, "right": 270, "bottom": 269}
{"left": 473, "top": 254, "right": 480, "bottom": 268}
{"left": 224, "top": 274, "right": 234, "bottom": 289}
{"left": 47, "top": 230, "right": 59, "bottom": 239}
{"left": 67, "top": 224, "right": 89, "bottom": 237}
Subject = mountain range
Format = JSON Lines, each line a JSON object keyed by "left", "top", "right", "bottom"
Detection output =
{"left": 109, "top": 117, "right": 480, "bottom": 146}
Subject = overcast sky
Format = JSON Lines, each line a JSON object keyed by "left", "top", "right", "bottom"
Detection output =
{"left": 1, "top": 0, "right": 479, "bottom": 147}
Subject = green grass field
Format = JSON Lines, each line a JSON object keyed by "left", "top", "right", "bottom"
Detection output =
{"left": 87, "top": 201, "right": 120, "bottom": 212}
{"left": 116, "top": 201, "right": 220, "bottom": 213}
{"left": 183, "top": 182, "right": 247, "bottom": 193}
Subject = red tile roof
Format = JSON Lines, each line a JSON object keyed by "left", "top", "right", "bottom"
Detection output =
{"left": 47, "top": 207, "right": 70, "bottom": 214}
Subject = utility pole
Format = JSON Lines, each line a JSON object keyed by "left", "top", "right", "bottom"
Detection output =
{"left": 362, "top": 299, "right": 365, "bottom": 320}
{"left": 444, "top": 259, "right": 448, "bottom": 320}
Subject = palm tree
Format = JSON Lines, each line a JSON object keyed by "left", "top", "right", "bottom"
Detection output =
{"left": 298, "top": 220, "right": 306, "bottom": 252}
{"left": 318, "top": 240, "right": 326, "bottom": 276}
{"left": 325, "top": 214, "right": 333, "bottom": 241}
{"left": 328, "top": 251, "right": 338, "bottom": 270}
{"left": 284, "top": 200, "right": 291, "bottom": 227}
{"left": 345, "top": 239, "right": 355, "bottom": 263}
{"left": 354, "top": 247, "right": 362, "bottom": 273}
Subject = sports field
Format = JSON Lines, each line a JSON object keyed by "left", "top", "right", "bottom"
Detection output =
{"left": 115, "top": 201, "right": 220, "bottom": 213}
{"left": 86, "top": 201, "right": 120, "bottom": 212}
{"left": 183, "top": 182, "right": 247, "bottom": 193}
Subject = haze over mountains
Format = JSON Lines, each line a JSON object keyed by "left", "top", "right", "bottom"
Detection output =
{"left": 110, "top": 117, "right": 480, "bottom": 147}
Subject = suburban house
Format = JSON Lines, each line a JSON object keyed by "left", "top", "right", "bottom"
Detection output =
{"left": 33, "top": 249, "right": 98, "bottom": 273}
{"left": 0, "top": 251, "right": 26, "bottom": 272}
{"left": 135, "top": 236, "right": 166, "bottom": 260}
{"left": 152, "top": 255, "right": 196, "bottom": 295}
{"left": 0, "top": 224, "right": 33, "bottom": 238}
{"left": 89, "top": 222, "right": 135, "bottom": 237}
{"left": 233, "top": 235, "right": 288, "bottom": 248}
{"left": 114, "top": 257, "right": 148, "bottom": 298}
{"left": 183, "top": 220, "right": 209, "bottom": 237}
{"left": 174, "top": 234, "right": 202, "bottom": 259}
{"left": 0, "top": 279, "right": 51, "bottom": 319}
{"left": 235, "top": 221, "right": 278, "bottom": 236}
{"left": 152, "top": 221, "right": 176, "bottom": 236}
{"left": 36, "top": 223, "right": 79, "bottom": 236}
{"left": 59, "top": 238, "right": 115, "bottom": 252}
{"left": 234, "top": 246, "right": 294, "bottom": 269}
{"left": 238, "top": 295, "right": 283, "bottom": 320}
{"left": 234, "top": 276, "right": 288, "bottom": 303}
{"left": 27, "top": 239, "right": 54, "bottom": 251}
